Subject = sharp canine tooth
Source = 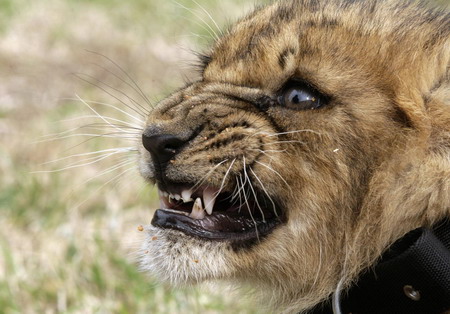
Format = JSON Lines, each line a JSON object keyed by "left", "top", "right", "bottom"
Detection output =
{"left": 203, "top": 187, "right": 216, "bottom": 215}
{"left": 189, "top": 197, "right": 205, "bottom": 220}
{"left": 194, "top": 198, "right": 202, "bottom": 210}
{"left": 174, "top": 194, "right": 181, "bottom": 201}
{"left": 181, "top": 190, "right": 193, "bottom": 203}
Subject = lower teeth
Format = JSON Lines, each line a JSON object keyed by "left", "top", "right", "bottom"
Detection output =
{"left": 189, "top": 197, "right": 206, "bottom": 220}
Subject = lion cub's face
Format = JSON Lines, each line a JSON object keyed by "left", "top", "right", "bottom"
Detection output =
{"left": 138, "top": 0, "right": 449, "bottom": 311}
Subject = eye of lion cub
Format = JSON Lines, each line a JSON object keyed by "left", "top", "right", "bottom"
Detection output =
{"left": 278, "top": 81, "right": 327, "bottom": 110}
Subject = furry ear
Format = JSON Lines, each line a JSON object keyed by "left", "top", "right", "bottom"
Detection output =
{"left": 416, "top": 50, "right": 450, "bottom": 223}
{"left": 392, "top": 89, "right": 429, "bottom": 132}
{"left": 426, "top": 35, "right": 450, "bottom": 112}
{"left": 390, "top": 7, "right": 450, "bottom": 131}
{"left": 392, "top": 36, "right": 449, "bottom": 135}
{"left": 382, "top": 40, "right": 450, "bottom": 228}
{"left": 425, "top": 46, "right": 450, "bottom": 147}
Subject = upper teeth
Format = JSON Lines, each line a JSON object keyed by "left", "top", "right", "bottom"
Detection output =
{"left": 168, "top": 194, "right": 179, "bottom": 201}
{"left": 161, "top": 188, "right": 218, "bottom": 220}
{"left": 181, "top": 190, "right": 193, "bottom": 202}
{"left": 168, "top": 191, "right": 191, "bottom": 203}
{"left": 203, "top": 187, "right": 216, "bottom": 215}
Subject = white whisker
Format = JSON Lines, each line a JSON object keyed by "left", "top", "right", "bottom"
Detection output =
{"left": 62, "top": 98, "right": 145, "bottom": 124}
{"left": 37, "top": 123, "right": 139, "bottom": 143}
{"left": 76, "top": 94, "right": 132, "bottom": 134}
{"left": 79, "top": 124, "right": 142, "bottom": 132}
{"left": 266, "top": 140, "right": 306, "bottom": 145}
{"left": 33, "top": 150, "right": 131, "bottom": 173}
{"left": 89, "top": 62, "right": 152, "bottom": 114}
{"left": 252, "top": 148, "right": 287, "bottom": 153}
{"left": 174, "top": 1, "right": 220, "bottom": 41}
{"left": 192, "top": 0, "right": 221, "bottom": 33}
{"left": 41, "top": 147, "right": 137, "bottom": 165}
{"left": 266, "top": 129, "right": 322, "bottom": 137}
{"left": 35, "top": 133, "right": 139, "bottom": 144}
{"left": 56, "top": 113, "right": 142, "bottom": 130}
{"left": 254, "top": 160, "right": 292, "bottom": 193}
{"left": 78, "top": 158, "right": 136, "bottom": 186}
{"left": 74, "top": 74, "right": 146, "bottom": 119}
{"left": 178, "top": 15, "right": 217, "bottom": 41}
{"left": 38, "top": 126, "right": 86, "bottom": 139}
{"left": 239, "top": 172, "right": 259, "bottom": 241}
{"left": 191, "top": 159, "right": 229, "bottom": 192}
{"left": 230, "top": 176, "right": 242, "bottom": 206}
{"left": 84, "top": 50, "right": 154, "bottom": 109}
{"left": 244, "top": 157, "right": 265, "bottom": 222}
{"left": 205, "top": 159, "right": 236, "bottom": 210}
{"left": 183, "top": 33, "right": 211, "bottom": 41}
{"left": 234, "top": 176, "right": 243, "bottom": 209}
{"left": 250, "top": 149, "right": 278, "bottom": 162}
{"left": 250, "top": 167, "right": 277, "bottom": 217}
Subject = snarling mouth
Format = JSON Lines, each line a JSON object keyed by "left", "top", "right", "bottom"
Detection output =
{"left": 151, "top": 184, "right": 283, "bottom": 241}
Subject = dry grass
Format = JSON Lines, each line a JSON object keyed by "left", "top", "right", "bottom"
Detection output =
{"left": 0, "top": 0, "right": 258, "bottom": 313}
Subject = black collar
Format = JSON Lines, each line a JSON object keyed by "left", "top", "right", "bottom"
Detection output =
{"left": 309, "top": 219, "right": 450, "bottom": 314}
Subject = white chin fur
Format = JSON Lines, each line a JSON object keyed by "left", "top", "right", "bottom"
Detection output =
{"left": 139, "top": 226, "right": 233, "bottom": 285}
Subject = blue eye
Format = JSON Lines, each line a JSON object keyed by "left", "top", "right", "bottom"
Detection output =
{"left": 279, "top": 84, "right": 324, "bottom": 110}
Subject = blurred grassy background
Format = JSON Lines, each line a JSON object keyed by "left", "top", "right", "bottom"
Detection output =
{"left": 1, "top": 0, "right": 448, "bottom": 313}
{"left": 0, "top": 0, "right": 260, "bottom": 313}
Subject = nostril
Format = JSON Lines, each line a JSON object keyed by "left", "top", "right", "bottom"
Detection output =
{"left": 142, "top": 134, "right": 185, "bottom": 164}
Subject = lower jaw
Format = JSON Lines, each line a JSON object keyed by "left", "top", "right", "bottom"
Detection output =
{"left": 151, "top": 209, "right": 282, "bottom": 242}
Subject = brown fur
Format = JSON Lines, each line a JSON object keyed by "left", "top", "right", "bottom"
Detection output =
{"left": 139, "top": 0, "right": 450, "bottom": 312}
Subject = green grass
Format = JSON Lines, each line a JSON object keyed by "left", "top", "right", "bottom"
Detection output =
{"left": 0, "top": 0, "right": 16, "bottom": 32}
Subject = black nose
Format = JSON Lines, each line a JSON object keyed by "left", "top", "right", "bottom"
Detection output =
{"left": 142, "top": 134, "right": 185, "bottom": 164}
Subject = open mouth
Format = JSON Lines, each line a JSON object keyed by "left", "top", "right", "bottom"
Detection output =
{"left": 151, "top": 183, "right": 283, "bottom": 242}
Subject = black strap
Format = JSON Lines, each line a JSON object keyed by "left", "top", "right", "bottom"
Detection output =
{"left": 309, "top": 219, "right": 450, "bottom": 314}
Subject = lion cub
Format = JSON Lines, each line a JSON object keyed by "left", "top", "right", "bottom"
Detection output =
{"left": 138, "top": 0, "right": 450, "bottom": 312}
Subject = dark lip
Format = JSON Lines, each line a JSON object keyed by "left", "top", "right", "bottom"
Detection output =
{"left": 151, "top": 209, "right": 283, "bottom": 241}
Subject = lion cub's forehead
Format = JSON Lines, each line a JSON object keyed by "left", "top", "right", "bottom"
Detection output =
{"left": 204, "top": 0, "right": 371, "bottom": 89}
{"left": 205, "top": 2, "right": 300, "bottom": 89}
{"left": 203, "top": 0, "right": 448, "bottom": 92}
